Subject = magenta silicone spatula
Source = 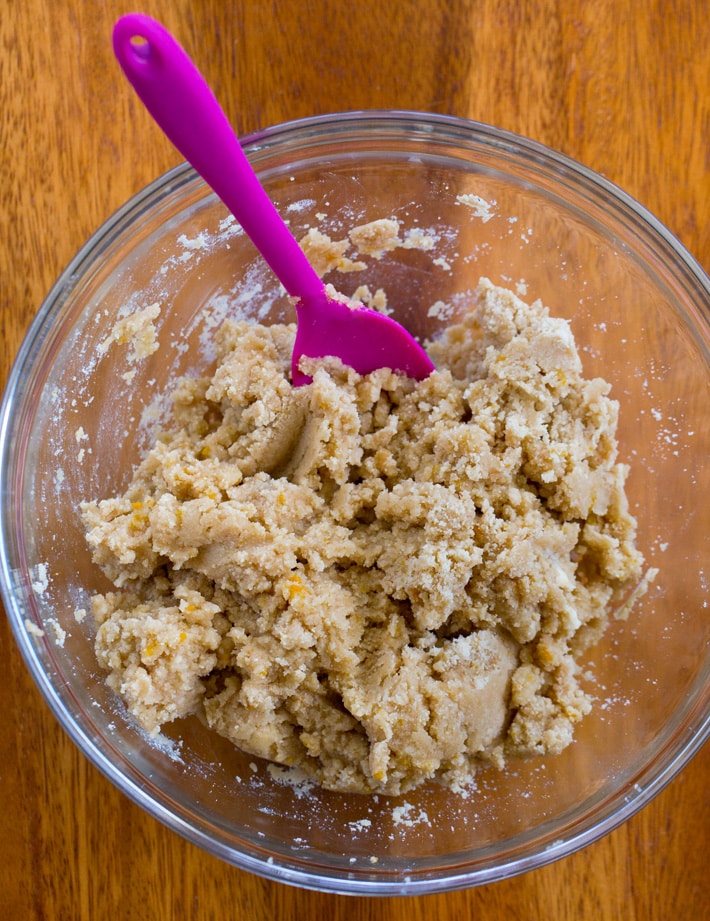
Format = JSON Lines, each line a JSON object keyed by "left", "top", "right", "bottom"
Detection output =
{"left": 112, "top": 13, "right": 435, "bottom": 386}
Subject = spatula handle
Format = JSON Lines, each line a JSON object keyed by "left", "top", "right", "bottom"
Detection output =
{"left": 113, "top": 13, "right": 323, "bottom": 303}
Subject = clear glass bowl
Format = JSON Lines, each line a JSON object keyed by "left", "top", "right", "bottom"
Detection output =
{"left": 1, "top": 112, "right": 708, "bottom": 895}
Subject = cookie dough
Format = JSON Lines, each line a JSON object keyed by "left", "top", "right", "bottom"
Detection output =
{"left": 82, "top": 278, "right": 646, "bottom": 795}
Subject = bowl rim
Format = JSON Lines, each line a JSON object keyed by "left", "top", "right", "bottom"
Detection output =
{"left": 1, "top": 109, "right": 708, "bottom": 895}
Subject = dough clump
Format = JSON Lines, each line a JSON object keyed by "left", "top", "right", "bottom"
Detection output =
{"left": 82, "top": 279, "right": 646, "bottom": 795}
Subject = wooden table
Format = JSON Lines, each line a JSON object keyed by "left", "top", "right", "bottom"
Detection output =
{"left": 1, "top": 1, "right": 708, "bottom": 917}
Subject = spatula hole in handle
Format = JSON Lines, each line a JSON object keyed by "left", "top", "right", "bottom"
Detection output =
{"left": 126, "top": 33, "right": 153, "bottom": 65}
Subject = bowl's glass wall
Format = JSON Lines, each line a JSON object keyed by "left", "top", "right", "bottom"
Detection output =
{"left": 1, "top": 113, "right": 708, "bottom": 894}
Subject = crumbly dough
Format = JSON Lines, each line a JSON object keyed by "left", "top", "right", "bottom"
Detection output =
{"left": 98, "top": 302, "right": 161, "bottom": 362}
{"left": 82, "top": 278, "right": 646, "bottom": 795}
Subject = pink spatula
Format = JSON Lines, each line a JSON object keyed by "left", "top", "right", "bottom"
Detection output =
{"left": 112, "top": 14, "right": 435, "bottom": 386}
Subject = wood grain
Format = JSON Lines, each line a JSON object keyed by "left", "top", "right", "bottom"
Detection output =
{"left": 1, "top": 1, "right": 708, "bottom": 918}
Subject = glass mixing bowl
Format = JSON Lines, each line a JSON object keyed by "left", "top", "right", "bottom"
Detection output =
{"left": 1, "top": 112, "right": 708, "bottom": 895}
